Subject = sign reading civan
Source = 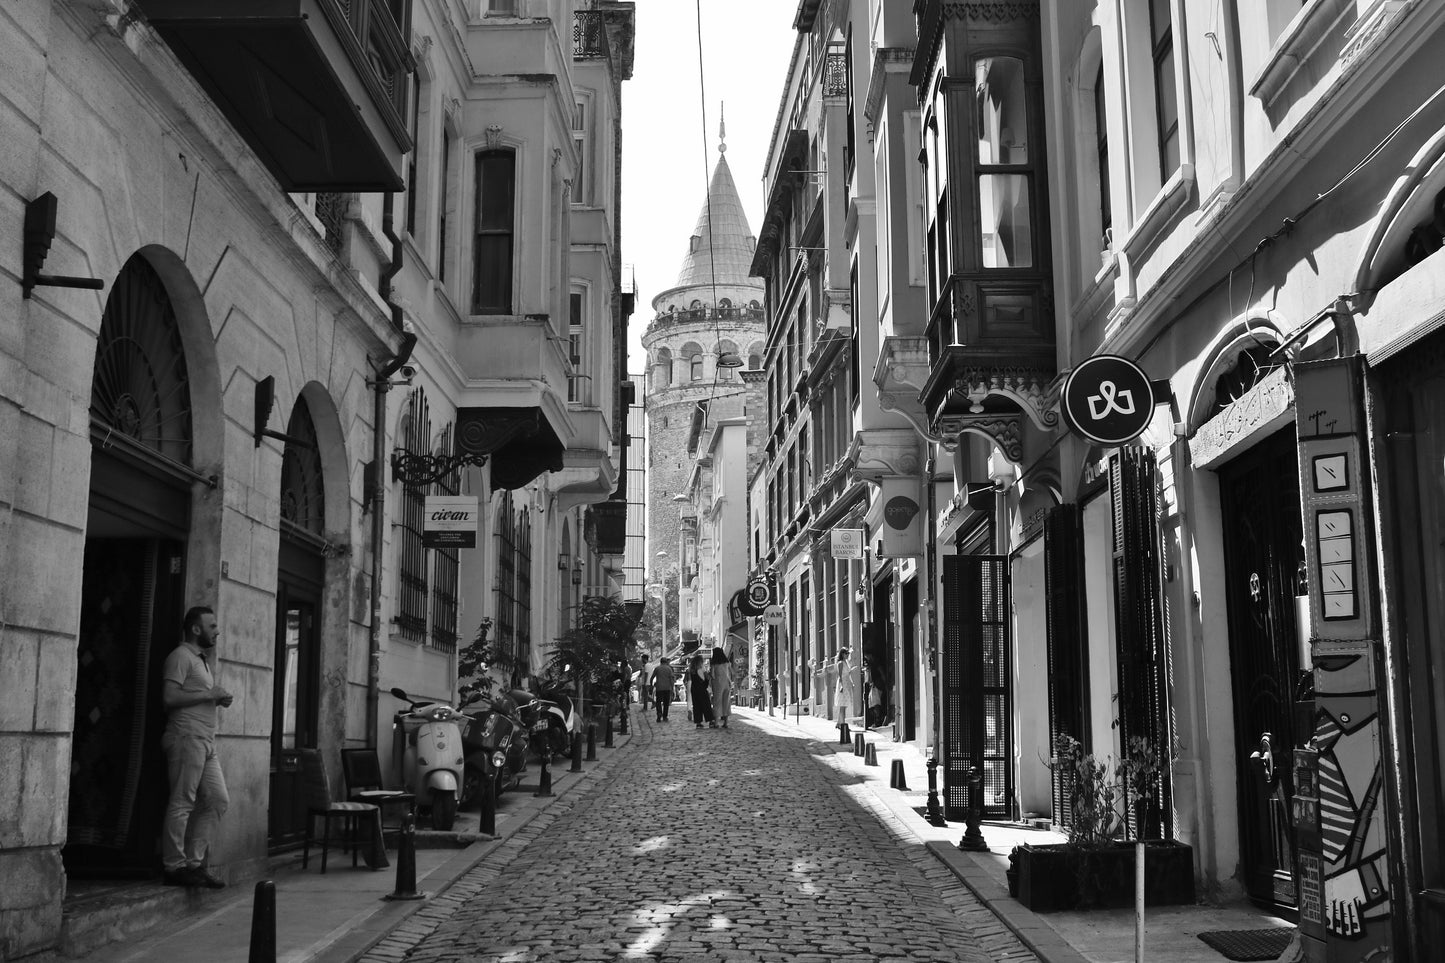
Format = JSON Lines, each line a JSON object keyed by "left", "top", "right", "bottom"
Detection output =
{"left": 423, "top": 495, "right": 479, "bottom": 548}
{"left": 1060, "top": 354, "right": 1157, "bottom": 446}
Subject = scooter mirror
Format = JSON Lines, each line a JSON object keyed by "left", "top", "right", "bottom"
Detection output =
{"left": 389, "top": 686, "right": 409, "bottom": 701}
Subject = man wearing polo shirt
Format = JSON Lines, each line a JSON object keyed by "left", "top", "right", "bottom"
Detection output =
{"left": 161, "top": 605, "right": 232, "bottom": 888}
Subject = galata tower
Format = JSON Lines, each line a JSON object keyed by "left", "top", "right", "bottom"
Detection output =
{"left": 642, "top": 133, "right": 765, "bottom": 576}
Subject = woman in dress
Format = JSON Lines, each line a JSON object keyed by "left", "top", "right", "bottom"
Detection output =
{"left": 688, "top": 654, "right": 715, "bottom": 729}
{"left": 709, "top": 647, "right": 733, "bottom": 729}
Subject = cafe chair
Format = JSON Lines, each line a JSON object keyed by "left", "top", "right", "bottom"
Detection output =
{"left": 340, "top": 747, "right": 414, "bottom": 829}
{"left": 298, "top": 748, "right": 379, "bottom": 873}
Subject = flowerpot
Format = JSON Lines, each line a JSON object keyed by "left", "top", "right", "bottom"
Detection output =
{"left": 1012, "top": 841, "right": 1194, "bottom": 912}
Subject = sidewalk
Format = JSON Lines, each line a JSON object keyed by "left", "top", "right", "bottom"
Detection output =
{"left": 45, "top": 729, "right": 636, "bottom": 963}
{"left": 751, "top": 703, "right": 1292, "bottom": 963}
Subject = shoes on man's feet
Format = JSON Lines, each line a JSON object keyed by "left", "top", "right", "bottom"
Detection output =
{"left": 195, "top": 869, "right": 226, "bottom": 889}
{"left": 162, "top": 867, "right": 201, "bottom": 887}
{"left": 695, "top": 723, "right": 703, "bottom": 729}
{"left": 709, "top": 722, "right": 717, "bottom": 728}
{"left": 722, "top": 720, "right": 727, "bottom": 728}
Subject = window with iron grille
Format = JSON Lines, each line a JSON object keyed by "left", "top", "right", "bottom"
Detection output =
{"left": 428, "top": 423, "right": 461, "bottom": 654}
{"left": 396, "top": 389, "right": 430, "bottom": 640}
{"left": 494, "top": 492, "right": 517, "bottom": 662}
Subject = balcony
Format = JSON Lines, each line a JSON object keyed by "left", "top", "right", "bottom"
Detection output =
{"left": 140, "top": 0, "right": 414, "bottom": 191}
{"left": 921, "top": 274, "right": 1056, "bottom": 425}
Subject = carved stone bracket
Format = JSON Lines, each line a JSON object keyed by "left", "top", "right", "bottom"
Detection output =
{"left": 950, "top": 366, "right": 1062, "bottom": 431}
{"left": 485, "top": 124, "right": 503, "bottom": 149}
{"left": 821, "top": 287, "right": 852, "bottom": 333}
{"left": 457, "top": 408, "right": 541, "bottom": 457}
{"left": 849, "top": 429, "right": 924, "bottom": 483}
{"left": 935, "top": 412, "right": 1024, "bottom": 464}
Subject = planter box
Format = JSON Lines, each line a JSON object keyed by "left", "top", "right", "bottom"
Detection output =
{"left": 1010, "top": 841, "right": 1195, "bottom": 912}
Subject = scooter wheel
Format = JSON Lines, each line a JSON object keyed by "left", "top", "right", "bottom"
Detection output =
{"left": 431, "top": 789, "right": 457, "bottom": 830}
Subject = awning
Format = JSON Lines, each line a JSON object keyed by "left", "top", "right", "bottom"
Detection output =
{"left": 456, "top": 406, "right": 565, "bottom": 491}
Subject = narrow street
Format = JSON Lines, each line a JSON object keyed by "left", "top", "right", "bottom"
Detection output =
{"left": 362, "top": 710, "right": 1038, "bottom": 963}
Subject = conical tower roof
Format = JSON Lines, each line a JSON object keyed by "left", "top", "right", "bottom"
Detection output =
{"left": 674, "top": 150, "right": 756, "bottom": 289}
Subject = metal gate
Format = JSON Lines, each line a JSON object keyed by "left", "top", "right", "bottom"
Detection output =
{"left": 1219, "top": 428, "right": 1303, "bottom": 909}
{"left": 942, "top": 554, "right": 1011, "bottom": 820}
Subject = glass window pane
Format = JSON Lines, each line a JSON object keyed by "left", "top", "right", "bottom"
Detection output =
{"left": 978, "top": 174, "right": 1033, "bottom": 268}
{"left": 976, "top": 57, "right": 1027, "bottom": 165}
{"left": 1150, "top": 0, "right": 1172, "bottom": 45}
{"left": 478, "top": 155, "right": 514, "bottom": 229}
{"left": 1156, "top": 48, "right": 1178, "bottom": 131}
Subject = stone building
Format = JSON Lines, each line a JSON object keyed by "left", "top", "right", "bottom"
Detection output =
{"left": 0, "top": 0, "right": 634, "bottom": 956}
{"left": 641, "top": 137, "right": 765, "bottom": 613}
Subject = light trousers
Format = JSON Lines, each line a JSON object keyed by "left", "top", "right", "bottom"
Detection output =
{"left": 161, "top": 732, "right": 230, "bottom": 871}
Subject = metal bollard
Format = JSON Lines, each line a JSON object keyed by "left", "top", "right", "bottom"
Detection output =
{"left": 864, "top": 743, "right": 879, "bottom": 766}
{"left": 247, "top": 880, "right": 276, "bottom": 963}
{"left": 383, "top": 812, "right": 426, "bottom": 901}
{"left": 534, "top": 750, "right": 554, "bottom": 797}
{"left": 478, "top": 773, "right": 496, "bottom": 837}
{"left": 569, "top": 731, "right": 584, "bottom": 772}
{"left": 586, "top": 723, "right": 598, "bottom": 761}
{"left": 604, "top": 715, "right": 614, "bottom": 748}
{"left": 838, "top": 722, "right": 851, "bottom": 745}
{"left": 959, "top": 766, "right": 990, "bottom": 852}
{"left": 854, "top": 733, "right": 866, "bottom": 756}
{"left": 617, "top": 703, "right": 628, "bottom": 736}
{"left": 924, "top": 755, "right": 947, "bottom": 826}
{"left": 889, "top": 758, "right": 910, "bottom": 790}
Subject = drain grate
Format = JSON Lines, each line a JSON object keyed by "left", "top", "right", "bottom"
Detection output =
{"left": 1197, "top": 927, "right": 1295, "bottom": 961}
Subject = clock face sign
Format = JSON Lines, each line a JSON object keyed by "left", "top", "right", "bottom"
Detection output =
{"left": 1060, "top": 355, "right": 1156, "bottom": 446}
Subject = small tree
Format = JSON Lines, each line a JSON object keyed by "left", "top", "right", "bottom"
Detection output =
{"left": 544, "top": 595, "right": 640, "bottom": 718}
{"left": 456, "top": 617, "right": 511, "bottom": 708}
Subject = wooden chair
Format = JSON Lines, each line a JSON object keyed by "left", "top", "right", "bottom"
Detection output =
{"left": 298, "top": 748, "right": 379, "bottom": 873}
{"left": 340, "top": 747, "right": 414, "bottom": 829}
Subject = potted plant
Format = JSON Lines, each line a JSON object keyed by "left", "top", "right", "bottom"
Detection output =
{"left": 1009, "top": 734, "right": 1193, "bottom": 913}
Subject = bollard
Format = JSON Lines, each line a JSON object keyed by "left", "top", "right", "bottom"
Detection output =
{"left": 838, "top": 721, "right": 851, "bottom": 745}
{"left": 959, "top": 766, "right": 990, "bottom": 852}
{"left": 247, "top": 880, "right": 276, "bottom": 963}
{"left": 925, "top": 755, "right": 947, "bottom": 826}
{"left": 478, "top": 772, "right": 496, "bottom": 837}
{"left": 534, "top": 750, "right": 554, "bottom": 797}
{"left": 889, "top": 758, "right": 910, "bottom": 791}
{"left": 617, "top": 704, "right": 628, "bottom": 736}
{"left": 854, "top": 733, "right": 866, "bottom": 756}
{"left": 864, "top": 743, "right": 879, "bottom": 766}
{"left": 585, "top": 723, "right": 598, "bottom": 761}
{"left": 383, "top": 812, "right": 426, "bottom": 901}
{"left": 569, "top": 730, "right": 584, "bottom": 772}
{"left": 604, "top": 715, "right": 614, "bottom": 748}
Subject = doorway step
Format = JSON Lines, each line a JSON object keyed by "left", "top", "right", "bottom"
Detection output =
{"left": 58, "top": 878, "right": 225, "bottom": 958}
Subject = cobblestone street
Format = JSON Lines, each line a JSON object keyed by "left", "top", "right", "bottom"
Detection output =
{"left": 361, "top": 709, "right": 1038, "bottom": 963}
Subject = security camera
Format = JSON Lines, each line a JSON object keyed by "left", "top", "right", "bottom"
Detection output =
{"left": 398, "top": 362, "right": 418, "bottom": 382}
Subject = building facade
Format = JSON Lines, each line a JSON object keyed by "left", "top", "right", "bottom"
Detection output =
{"left": 0, "top": 0, "right": 634, "bottom": 956}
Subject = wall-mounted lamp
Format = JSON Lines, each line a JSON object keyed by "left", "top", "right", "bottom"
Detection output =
{"left": 558, "top": 551, "right": 570, "bottom": 571}
{"left": 571, "top": 558, "right": 583, "bottom": 585}
{"left": 22, "top": 193, "right": 104, "bottom": 299}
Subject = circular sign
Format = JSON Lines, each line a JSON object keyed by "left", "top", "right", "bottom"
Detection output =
{"left": 1060, "top": 354, "right": 1156, "bottom": 446}
{"left": 884, "top": 495, "right": 920, "bottom": 531}
{"left": 762, "top": 604, "right": 785, "bottom": 626}
{"left": 745, "top": 577, "right": 773, "bottom": 610}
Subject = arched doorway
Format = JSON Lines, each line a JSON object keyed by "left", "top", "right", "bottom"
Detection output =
{"left": 67, "top": 254, "right": 195, "bottom": 877}
{"left": 269, "top": 397, "right": 327, "bottom": 848}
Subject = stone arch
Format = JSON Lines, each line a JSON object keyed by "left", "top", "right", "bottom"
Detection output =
{"left": 746, "top": 340, "right": 764, "bottom": 370}
{"left": 654, "top": 346, "right": 673, "bottom": 388}
{"left": 1353, "top": 119, "right": 1445, "bottom": 299}
{"left": 296, "top": 382, "right": 352, "bottom": 540}
{"left": 1183, "top": 314, "right": 1288, "bottom": 434}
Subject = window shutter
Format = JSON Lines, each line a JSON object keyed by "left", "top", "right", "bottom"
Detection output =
{"left": 1044, "top": 503, "right": 1088, "bottom": 828}
{"left": 1109, "top": 447, "right": 1173, "bottom": 839}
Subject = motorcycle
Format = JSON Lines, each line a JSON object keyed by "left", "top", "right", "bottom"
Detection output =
{"left": 458, "top": 692, "right": 529, "bottom": 808}
{"left": 390, "top": 687, "right": 464, "bottom": 831}
{"left": 532, "top": 685, "right": 580, "bottom": 761}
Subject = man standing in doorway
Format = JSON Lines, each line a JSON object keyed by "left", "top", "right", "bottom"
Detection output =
{"left": 161, "top": 605, "right": 232, "bottom": 888}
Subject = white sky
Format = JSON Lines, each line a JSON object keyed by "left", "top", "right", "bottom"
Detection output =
{"left": 621, "top": 0, "right": 799, "bottom": 377}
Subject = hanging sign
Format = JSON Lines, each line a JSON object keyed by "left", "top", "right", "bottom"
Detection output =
{"left": 1060, "top": 354, "right": 1157, "bottom": 446}
{"left": 831, "top": 528, "right": 864, "bottom": 560}
{"left": 877, "top": 479, "right": 923, "bottom": 557}
{"left": 763, "top": 604, "right": 786, "bottom": 626}
{"left": 743, "top": 576, "right": 773, "bottom": 613}
{"left": 423, "top": 495, "right": 479, "bottom": 548}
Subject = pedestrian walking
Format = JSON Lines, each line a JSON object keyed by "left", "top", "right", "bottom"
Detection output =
{"left": 649, "top": 658, "right": 675, "bottom": 722}
{"left": 160, "top": 605, "right": 231, "bottom": 889}
{"left": 638, "top": 655, "right": 654, "bottom": 714}
{"left": 688, "top": 654, "right": 715, "bottom": 729}
{"left": 709, "top": 646, "right": 733, "bottom": 729}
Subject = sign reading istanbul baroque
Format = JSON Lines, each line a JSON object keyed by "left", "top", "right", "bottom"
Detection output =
{"left": 1060, "top": 354, "right": 1157, "bottom": 446}
{"left": 423, "top": 495, "right": 479, "bottom": 548}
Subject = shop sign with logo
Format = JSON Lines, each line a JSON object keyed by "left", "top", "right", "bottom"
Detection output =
{"left": 1061, "top": 354, "right": 1157, "bottom": 446}
{"left": 831, "top": 528, "right": 864, "bottom": 560}
{"left": 763, "top": 604, "right": 785, "bottom": 626}
{"left": 423, "top": 495, "right": 479, "bottom": 548}
{"left": 877, "top": 478, "right": 923, "bottom": 557}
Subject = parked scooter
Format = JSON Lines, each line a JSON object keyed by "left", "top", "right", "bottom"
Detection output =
{"left": 533, "top": 685, "right": 580, "bottom": 761}
{"left": 458, "top": 693, "right": 527, "bottom": 808}
{"left": 390, "top": 687, "right": 464, "bottom": 830}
